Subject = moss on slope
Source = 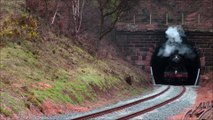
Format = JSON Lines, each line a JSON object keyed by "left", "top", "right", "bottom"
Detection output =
{"left": 0, "top": 0, "right": 149, "bottom": 118}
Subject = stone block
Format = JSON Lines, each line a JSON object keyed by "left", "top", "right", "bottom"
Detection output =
{"left": 135, "top": 60, "right": 144, "bottom": 65}
{"left": 115, "top": 30, "right": 213, "bottom": 73}
{"left": 146, "top": 56, "right": 152, "bottom": 61}
{"left": 145, "top": 66, "right": 151, "bottom": 72}
{"left": 138, "top": 55, "right": 143, "bottom": 60}
{"left": 131, "top": 56, "right": 138, "bottom": 61}
{"left": 200, "top": 57, "right": 205, "bottom": 67}
{"left": 126, "top": 56, "right": 131, "bottom": 61}
{"left": 143, "top": 61, "right": 150, "bottom": 66}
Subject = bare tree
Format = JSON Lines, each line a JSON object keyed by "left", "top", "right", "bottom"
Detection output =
{"left": 62, "top": 0, "right": 86, "bottom": 35}
{"left": 71, "top": 0, "right": 85, "bottom": 35}
{"left": 51, "top": 0, "right": 61, "bottom": 25}
{"left": 96, "top": 0, "right": 138, "bottom": 50}
{"left": 0, "top": 0, "right": 2, "bottom": 15}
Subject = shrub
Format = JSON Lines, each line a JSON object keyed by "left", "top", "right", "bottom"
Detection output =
{"left": 0, "top": 13, "right": 39, "bottom": 41}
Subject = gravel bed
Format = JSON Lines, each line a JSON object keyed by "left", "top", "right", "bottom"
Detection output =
{"left": 93, "top": 86, "right": 181, "bottom": 120}
{"left": 35, "top": 85, "right": 167, "bottom": 120}
{"left": 132, "top": 86, "right": 197, "bottom": 120}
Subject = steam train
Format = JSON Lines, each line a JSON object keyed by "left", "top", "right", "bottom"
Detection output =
{"left": 150, "top": 30, "right": 201, "bottom": 85}
{"left": 163, "top": 51, "right": 188, "bottom": 85}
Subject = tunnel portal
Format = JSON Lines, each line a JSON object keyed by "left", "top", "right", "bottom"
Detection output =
{"left": 114, "top": 30, "right": 212, "bottom": 86}
{"left": 150, "top": 43, "right": 201, "bottom": 85}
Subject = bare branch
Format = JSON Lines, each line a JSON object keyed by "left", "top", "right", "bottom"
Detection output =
{"left": 97, "top": 0, "right": 129, "bottom": 40}
{"left": 76, "top": 0, "right": 85, "bottom": 33}
{"left": 100, "top": 11, "right": 121, "bottom": 39}
{"left": 51, "top": 0, "right": 60, "bottom": 25}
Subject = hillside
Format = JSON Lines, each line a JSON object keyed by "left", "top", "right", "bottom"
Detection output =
{"left": 0, "top": 0, "right": 150, "bottom": 119}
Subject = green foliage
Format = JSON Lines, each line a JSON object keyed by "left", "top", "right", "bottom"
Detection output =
{"left": 53, "top": 69, "right": 70, "bottom": 82}
{"left": 0, "top": 107, "right": 12, "bottom": 117}
{"left": 0, "top": 1, "right": 149, "bottom": 118}
{"left": 0, "top": 42, "right": 46, "bottom": 83}
{"left": 0, "top": 10, "right": 147, "bottom": 118}
{"left": 1, "top": 0, "right": 25, "bottom": 13}
{"left": 0, "top": 13, "right": 39, "bottom": 41}
{"left": 75, "top": 62, "right": 120, "bottom": 90}
{"left": 0, "top": 35, "right": 147, "bottom": 117}
{"left": 31, "top": 61, "right": 128, "bottom": 105}
{"left": 0, "top": 92, "right": 26, "bottom": 114}
{"left": 32, "top": 78, "right": 95, "bottom": 104}
{"left": 31, "top": 66, "right": 99, "bottom": 104}
{"left": 25, "top": 93, "right": 42, "bottom": 108}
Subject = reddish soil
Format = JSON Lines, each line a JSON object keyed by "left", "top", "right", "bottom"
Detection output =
{"left": 28, "top": 86, "right": 149, "bottom": 119}
{"left": 31, "top": 82, "right": 53, "bottom": 90}
{"left": 169, "top": 71, "right": 213, "bottom": 120}
{"left": 35, "top": 89, "right": 127, "bottom": 116}
{"left": 39, "top": 100, "right": 89, "bottom": 115}
{"left": 2, "top": 73, "right": 211, "bottom": 120}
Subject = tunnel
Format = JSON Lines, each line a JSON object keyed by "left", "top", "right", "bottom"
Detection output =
{"left": 150, "top": 31, "right": 201, "bottom": 86}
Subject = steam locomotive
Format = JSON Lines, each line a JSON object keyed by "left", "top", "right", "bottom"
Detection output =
{"left": 150, "top": 27, "right": 201, "bottom": 85}
{"left": 163, "top": 51, "right": 188, "bottom": 85}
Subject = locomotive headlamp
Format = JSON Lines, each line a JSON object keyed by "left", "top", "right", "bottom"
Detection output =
{"left": 172, "top": 55, "right": 181, "bottom": 63}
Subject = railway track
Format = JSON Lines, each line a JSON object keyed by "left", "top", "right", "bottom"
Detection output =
{"left": 71, "top": 86, "right": 170, "bottom": 120}
{"left": 117, "top": 86, "right": 186, "bottom": 120}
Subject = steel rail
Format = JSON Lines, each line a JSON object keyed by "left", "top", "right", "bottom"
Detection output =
{"left": 198, "top": 108, "right": 213, "bottom": 120}
{"left": 71, "top": 86, "right": 170, "bottom": 120}
{"left": 182, "top": 109, "right": 192, "bottom": 120}
{"left": 190, "top": 102, "right": 203, "bottom": 117}
{"left": 117, "top": 86, "right": 186, "bottom": 120}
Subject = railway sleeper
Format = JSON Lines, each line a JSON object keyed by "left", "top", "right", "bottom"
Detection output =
{"left": 184, "top": 101, "right": 213, "bottom": 119}
{"left": 206, "top": 101, "right": 209, "bottom": 109}
{"left": 195, "top": 109, "right": 204, "bottom": 117}
{"left": 202, "top": 102, "right": 206, "bottom": 109}
{"left": 190, "top": 103, "right": 202, "bottom": 117}
{"left": 206, "top": 100, "right": 213, "bottom": 109}
{"left": 205, "top": 109, "right": 213, "bottom": 119}
{"left": 211, "top": 100, "right": 213, "bottom": 108}
{"left": 207, "top": 111, "right": 213, "bottom": 120}
{"left": 197, "top": 108, "right": 213, "bottom": 120}
{"left": 182, "top": 109, "right": 192, "bottom": 120}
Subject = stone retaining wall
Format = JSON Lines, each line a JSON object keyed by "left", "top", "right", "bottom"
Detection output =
{"left": 113, "top": 31, "right": 213, "bottom": 74}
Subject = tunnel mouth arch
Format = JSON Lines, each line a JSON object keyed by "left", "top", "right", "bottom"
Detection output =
{"left": 150, "top": 42, "right": 201, "bottom": 86}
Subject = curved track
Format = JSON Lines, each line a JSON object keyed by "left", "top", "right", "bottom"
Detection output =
{"left": 71, "top": 86, "right": 170, "bottom": 120}
{"left": 117, "top": 86, "right": 186, "bottom": 120}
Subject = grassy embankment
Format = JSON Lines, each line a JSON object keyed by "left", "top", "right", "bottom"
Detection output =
{"left": 0, "top": 0, "right": 149, "bottom": 117}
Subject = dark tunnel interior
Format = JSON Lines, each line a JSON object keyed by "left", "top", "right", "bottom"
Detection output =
{"left": 151, "top": 41, "right": 201, "bottom": 86}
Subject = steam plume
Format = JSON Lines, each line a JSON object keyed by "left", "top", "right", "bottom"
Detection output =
{"left": 158, "top": 26, "right": 195, "bottom": 58}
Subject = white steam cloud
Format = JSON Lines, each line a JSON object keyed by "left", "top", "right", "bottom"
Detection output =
{"left": 158, "top": 26, "right": 195, "bottom": 58}
{"left": 166, "top": 26, "right": 183, "bottom": 43}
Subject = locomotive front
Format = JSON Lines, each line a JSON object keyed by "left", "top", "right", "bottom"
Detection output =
{"left": 151, "top": 26, "right": 200, "bottom": 85}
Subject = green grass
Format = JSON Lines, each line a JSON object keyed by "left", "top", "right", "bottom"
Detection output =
{"left": 30, "top": 59, "right": 131, "bottom": 105}
{"left": 0, "top": 3, "right": 149, "bottom": 117}
{"left": 32, "top": 79, "right": 96, "bottom": 104}
{"left": 0, "top": 42, "right": 47, "bottom": 84}
{"left": 0, "top": 38, "right": 148, "bottom": 117}
{"left": 0, "top": 92, "right": 26, "bottom": 114}
{"left": 75, "top": 62, "right": 121, "bottom": 90}
{"left": 0, "top": 107, "right": 12, "bottom": 117}
{"left": 1, "top": 0, "right": 25, "bottom": 14}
